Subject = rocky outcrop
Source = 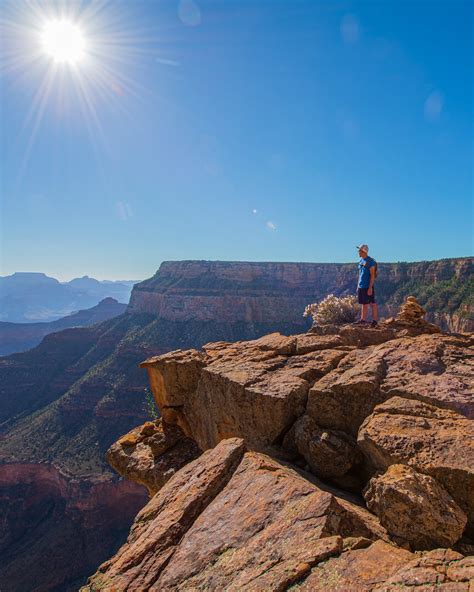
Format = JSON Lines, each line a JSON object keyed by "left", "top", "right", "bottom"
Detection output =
{"left": 358, "top": 396, "right": 474, "bottom": 535}
{"left": 83, "top": 438, "right": 393, "bottom": 591}
{"left": 307, "top": 333, "right": 473, "bottom": 437}
{"left": 82, "top": 299, "right": 473, "bottom": 590}
{"left": 140, "top": 332, "right": 350, "bottom": 452}
{"left": 363, "top": 464, "right": 467, "bottom": 549}
{"left": 107, "top": 419, "right": 201, "bottom": 496}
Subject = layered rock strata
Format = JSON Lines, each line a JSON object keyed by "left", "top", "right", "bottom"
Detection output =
{"left": 127, "top": 258, "right": 474, "bottom": 332}
{"left": 0, "top": 463, "right": 146, "bottom": 592}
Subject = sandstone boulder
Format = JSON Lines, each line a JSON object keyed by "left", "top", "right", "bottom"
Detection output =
{"left": 307, "top": 347, "right": 388, "bottom": 434}
{"left": 358, "top": 397, "right": 474, "bottom": 534}
{"left": 107, "top": 419, "right": 201, "bottom": 496}
{"left": 293, "top": 414, "right": 361, "bottom": 480}
{"left": 375, "top": 333, "right": 474, "bottom": 418}
{"left": 83, "top": 439, "right": 393, "bottom": 591}
{"left": 82, "top": 438, "right": 246, "bottom": 591}
{"left": 141, "top": 334, "right": 346, "bottom": 452}
{"left": 140, "top": 348, "right": 205, "bottom": 431}
{"left": 154, "top": 451, "right": 390, "bottom": 591}
{"left": 364, "top": 464, "right": 467, "bottom": 550}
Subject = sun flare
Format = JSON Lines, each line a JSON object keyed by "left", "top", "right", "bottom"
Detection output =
{"left": 41, "top": 19, "right": 86, "bottom": 64}
{"left": 3, "top": 1, "right": 158, "bottom": 165}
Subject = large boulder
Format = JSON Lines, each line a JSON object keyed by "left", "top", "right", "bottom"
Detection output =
{"left": 292, "top": 414, "right": 362, "bottom": 481}
{"left": 140, "top": 349, "right": 205, "bottom": 434}
{"left": 363, "top": 464, "right": 467, "bottom": 549}
{"left": 155, "top": 452, "right": 389, "bottom": 591}
{"left": 358, "top": 397, "right": 474, "bottom": 534}
{"left": 82, "top": 438, "right": 393, "bottom": 591}
{"left": 141, "top": 333, "right": 346, "bottom": 451}
{"left": 83, "top": 438, "right": 246, "bottom": 591}
{"left": 307, "top": 347, "right": 388, "bottom": 435}
{"left": 107, "top": 419, "right": 201, "bottom": 496}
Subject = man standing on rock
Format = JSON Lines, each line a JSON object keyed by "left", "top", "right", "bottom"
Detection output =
{"left": 355, "top": 244, "right": 378, "bottom": 327}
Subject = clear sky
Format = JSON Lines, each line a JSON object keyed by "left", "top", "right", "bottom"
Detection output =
{"left": 1, "top": 0, "right": 472, "bottom": 281}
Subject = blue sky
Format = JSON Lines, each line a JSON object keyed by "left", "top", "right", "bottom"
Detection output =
{"left": 1, "top": 0, "right": 472, "bottom": 280}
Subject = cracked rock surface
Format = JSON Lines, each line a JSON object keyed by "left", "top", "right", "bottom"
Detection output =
{"left": 82, "top": 309, "right": 473, "bottom": 591}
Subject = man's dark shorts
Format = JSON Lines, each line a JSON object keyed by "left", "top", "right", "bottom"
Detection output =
{"left": 358, "top": 288, "right": 376, "bottom": 304}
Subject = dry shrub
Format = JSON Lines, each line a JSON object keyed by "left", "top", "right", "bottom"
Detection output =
{"left": 304, "top": 294, "right": 358, "bottom": 325}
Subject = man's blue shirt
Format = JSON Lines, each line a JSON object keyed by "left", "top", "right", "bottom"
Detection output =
{"left": 358, "top": 257, "right": 375, "bottom": 289}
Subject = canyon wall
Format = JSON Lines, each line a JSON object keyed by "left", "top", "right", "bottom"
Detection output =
{"left": 1, "top": 257, "right": 471, "bottom": 591}
{"left": 0, "top": 464, "right": 146, "bottom": 592}
{"left": 127, "top": 258, "right": 473, "bottom": 331}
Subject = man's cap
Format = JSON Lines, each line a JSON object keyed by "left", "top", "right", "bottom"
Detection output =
{"left": 356, "top": 244, "right": 369, "bottom": 253}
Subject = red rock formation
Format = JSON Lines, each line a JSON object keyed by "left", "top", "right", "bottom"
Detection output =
{"left": 81, "top": 301, "right": 474, "bottom": 590}
{"left": 363, "top": 464, "right": 467, "bottom": 549}
{"left": 107, "top": 419, "right": 201, "bottom": 496}
{"left": 0, "top": 463, "right": 147, "bottom": 592}
{"left": 127, "top": 258, "right": 473, "bottom": 331}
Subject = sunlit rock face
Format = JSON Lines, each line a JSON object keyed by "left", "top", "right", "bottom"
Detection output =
{"left": 82, "top": 307, "right": 473, "bottom": 591}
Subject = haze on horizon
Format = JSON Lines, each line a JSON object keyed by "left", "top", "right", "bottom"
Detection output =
{"left": 1, "top": 0, "right": 472, "bottom": 281}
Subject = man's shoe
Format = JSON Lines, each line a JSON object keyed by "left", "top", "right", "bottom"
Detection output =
{"left": 371, "top": 320, "right": 378, "bottom": 328}
{"left": 352, "top": 320, "right": 368, "bottom": 325}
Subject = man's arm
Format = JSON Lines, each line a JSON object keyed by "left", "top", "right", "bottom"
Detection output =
{"left": 367, "top": 266, "right": 376, "bottom": 295}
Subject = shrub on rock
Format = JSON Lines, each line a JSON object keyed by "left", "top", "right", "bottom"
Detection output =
{"left": 304, "top": 294, "right": 358, "bottom": 326}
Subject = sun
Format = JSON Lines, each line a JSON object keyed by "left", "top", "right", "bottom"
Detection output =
{"left": 41, "top": 19, "right": 86, "bottom": 65}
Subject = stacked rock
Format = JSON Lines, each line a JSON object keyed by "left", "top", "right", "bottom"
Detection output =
{"left": 396, "top": 296, "right": 426, "bottom": 325}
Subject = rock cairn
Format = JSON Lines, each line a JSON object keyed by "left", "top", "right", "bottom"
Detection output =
{"left": 396, "top": 296, "right": 426, "bottom": 325}
{"left": 382, "top": 296, "right": 440, "bottom": 336}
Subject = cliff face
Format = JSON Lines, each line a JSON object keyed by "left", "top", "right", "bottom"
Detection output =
{"left": 0, "top": 313, "right": 155, "bottom": 591}
{"left": 1, "top": 259, "right": 472, "bottom": 591}
{"left": 0, "top": 464, "right": 145, "bottom": 592}
{"left": 128, "top": 258, "right": 473, "bottom": 331}
{"left": 0, "top": 305, "right": 312, "bottom": 590}
{"left": 83, "top": 311, "right": 474, "bottom": 591}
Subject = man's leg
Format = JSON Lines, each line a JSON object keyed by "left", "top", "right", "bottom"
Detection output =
{"left": 371, "top": 303, "right": 378, "bottom": 321}
{"left": 361, "top": 304, "right": 369, "bottom": 321}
